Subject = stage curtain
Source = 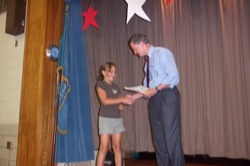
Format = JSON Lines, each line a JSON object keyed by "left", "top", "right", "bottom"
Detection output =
{"left": 84, "top": 0, "right": 250, "bottom": 159}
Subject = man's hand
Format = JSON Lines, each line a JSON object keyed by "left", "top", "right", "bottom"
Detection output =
{"left": 142, "top": 84, "right": 171, "bottom": 98}
{"left": 141, "top": 88, "right": 157, "bottom": 99}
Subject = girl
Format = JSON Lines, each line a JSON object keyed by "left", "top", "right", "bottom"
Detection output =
{"left": 96, "top": 62, "right": 131, "bottom": 166}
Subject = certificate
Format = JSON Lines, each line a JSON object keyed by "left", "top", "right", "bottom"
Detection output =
{"left": 124, "top": 85, "right": 149, "bottom": 93}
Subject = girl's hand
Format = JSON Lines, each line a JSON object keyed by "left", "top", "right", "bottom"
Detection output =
{"left": 119, "top": 104, "right": 124, "bottom": 110}
{"left": 122, "top": 95, "right": 133, "bottom": 105}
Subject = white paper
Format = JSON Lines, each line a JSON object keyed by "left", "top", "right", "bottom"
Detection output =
{"left": 124, "top": 85, "right": 149, "bottom": 93}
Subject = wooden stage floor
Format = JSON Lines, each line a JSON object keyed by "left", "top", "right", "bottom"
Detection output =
{"left": 106, "top": 152, "right": 250, "bottom": 166}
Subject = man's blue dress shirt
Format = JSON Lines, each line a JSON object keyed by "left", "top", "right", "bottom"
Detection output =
{"left": 143, "top": 45, "right": 179, "bottom": 89}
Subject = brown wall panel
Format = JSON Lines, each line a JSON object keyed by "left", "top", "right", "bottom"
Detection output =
{"left": 16, "top": 0, "right": 63, "bottom": 165}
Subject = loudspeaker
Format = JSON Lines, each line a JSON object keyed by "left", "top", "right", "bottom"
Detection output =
{"left": 5, "top": 0, "right": 26, "bottom": 36}
{"left": 0, "top": 0, "right": 7, "bottom": 13}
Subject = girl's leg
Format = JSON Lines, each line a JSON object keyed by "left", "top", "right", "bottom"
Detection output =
{"left": 111, "top": 132, "right": 122, "bottom": 166}
{"left": 96, "top": 134, "right": 110, "bottom": 166}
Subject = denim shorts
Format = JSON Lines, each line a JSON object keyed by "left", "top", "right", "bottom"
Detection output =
{"left": 98, "top": 116, "right": 125, "bottom": 135}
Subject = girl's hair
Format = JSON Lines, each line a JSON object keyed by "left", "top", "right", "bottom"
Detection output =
{"left": 97, "top": 62, "right": 116, "bottom": 81}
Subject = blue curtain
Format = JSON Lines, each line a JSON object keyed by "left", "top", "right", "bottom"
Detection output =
{"left": 55, "top": 0, "right": 94, "bottom": 162}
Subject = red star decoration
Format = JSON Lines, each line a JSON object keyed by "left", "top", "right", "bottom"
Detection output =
{"left": 81, "top": 6, "right": 99, "bottom": 31}
{"left": 166, "top": 0, "right": 172, "bottom": 6}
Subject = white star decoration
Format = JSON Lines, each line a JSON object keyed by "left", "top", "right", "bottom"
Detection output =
{"left": 125, "top": 0, "right": 151, "bottom": 24}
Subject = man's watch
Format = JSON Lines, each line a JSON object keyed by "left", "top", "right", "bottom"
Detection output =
{"left": 155, "top": 87, "right": 160, "bottom": 93}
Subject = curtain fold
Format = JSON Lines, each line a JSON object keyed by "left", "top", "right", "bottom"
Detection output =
{"left": 83, "top": 0, "right": 250, "bottom": 159}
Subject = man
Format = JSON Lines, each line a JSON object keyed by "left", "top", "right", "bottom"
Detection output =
{"left": 128, "top": 34, "right": 185, "bottom": 166}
